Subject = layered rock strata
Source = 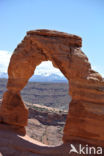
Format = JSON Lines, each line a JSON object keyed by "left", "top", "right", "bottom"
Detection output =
{"left": 0, "top": 29, "right": 104, "bottom": 148}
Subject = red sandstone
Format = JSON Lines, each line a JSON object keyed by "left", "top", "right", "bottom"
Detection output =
{"left": 0, "top": 29, "right": 104, "bottom": 155}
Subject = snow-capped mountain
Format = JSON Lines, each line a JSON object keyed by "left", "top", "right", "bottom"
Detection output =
{"left": 0, "top": 72, "right": 67, "bottom": 82}
{"left": 29, "top": 73, "right": 68, "bottom": 82}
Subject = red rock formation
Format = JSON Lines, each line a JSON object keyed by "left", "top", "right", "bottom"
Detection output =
{"left": 0, "top": 29, "right": 104, "bottom": 150}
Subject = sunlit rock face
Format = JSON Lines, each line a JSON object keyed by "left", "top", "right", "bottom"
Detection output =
{"left": 0, "top": 29, "right": 104, "bottom": 149}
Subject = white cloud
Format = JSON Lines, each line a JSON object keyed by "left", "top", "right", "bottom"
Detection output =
{"left": 0, "top": 50, "right": 11, "bottom": 73}
{"left": 35, "top": 61, "right": 64, "bottom": 76}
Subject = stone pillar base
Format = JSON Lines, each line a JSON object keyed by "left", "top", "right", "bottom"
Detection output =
{"left": 0, "top": 90, "right": 28, "bottom": 135}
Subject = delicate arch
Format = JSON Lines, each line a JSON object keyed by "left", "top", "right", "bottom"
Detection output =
{"left": 0, "top": 29, "right": 104, "bottom": 146}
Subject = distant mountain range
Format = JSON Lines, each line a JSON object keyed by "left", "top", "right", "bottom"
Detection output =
{"left": 0, "top": 72, "right": 8, "bottom": 78}
{"left": 0, "top": 72, "right": 68, "bottom": 83}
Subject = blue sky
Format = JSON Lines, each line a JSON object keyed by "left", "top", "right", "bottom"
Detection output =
{"left": 0, "top": 0, "right": 104, "bottom": 76}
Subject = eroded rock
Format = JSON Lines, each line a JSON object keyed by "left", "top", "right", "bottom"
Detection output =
{"left": 0, "top": 29, "right": 104, "bottom": 155}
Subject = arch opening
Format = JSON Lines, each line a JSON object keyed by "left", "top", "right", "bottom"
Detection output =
{"left": 22, "top": 60, "right": 71, "bottom": 145}
{"left": 22, "top": 61, "right": 71, "bottom": 109}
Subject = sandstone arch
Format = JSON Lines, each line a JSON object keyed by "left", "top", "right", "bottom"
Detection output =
{"left": 0, "top": 29, "right": 104, "bottom": 146}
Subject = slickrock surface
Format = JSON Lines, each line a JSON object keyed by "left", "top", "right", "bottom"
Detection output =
{"left": 0, "top": 122, "right": 104, "bottom": 156}
{"left": 0, "top": 29, "right": 104, "bottom": 155}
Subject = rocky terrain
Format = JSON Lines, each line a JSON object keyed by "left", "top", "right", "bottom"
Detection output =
{"left": 0, "top": 79, "right": 70, "bottom": 110}
{"left": 26, "top": 102, "right": 67, "bottom": 145}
